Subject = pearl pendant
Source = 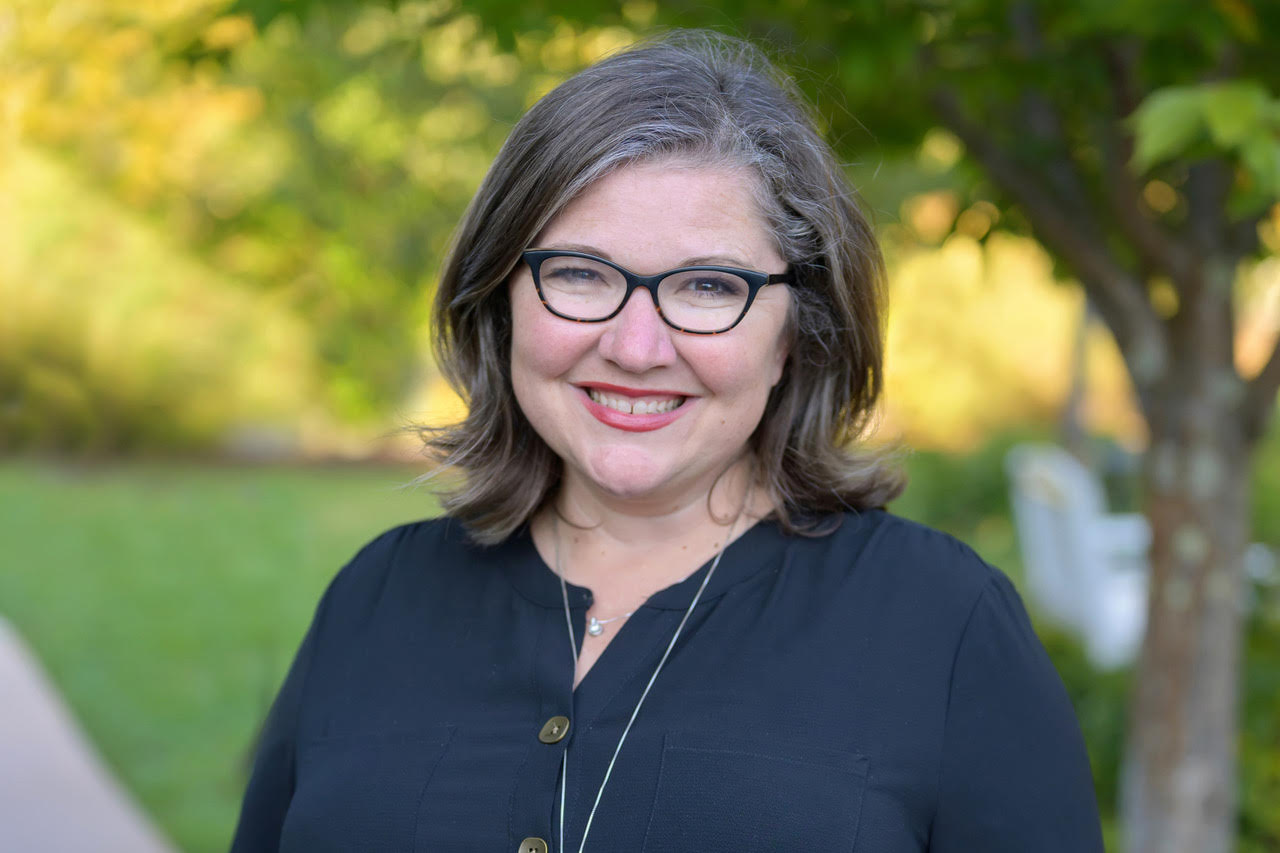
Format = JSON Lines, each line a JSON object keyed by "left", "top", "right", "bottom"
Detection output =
{"left": 587, "top": 616, "right": 604, "bottom": 636}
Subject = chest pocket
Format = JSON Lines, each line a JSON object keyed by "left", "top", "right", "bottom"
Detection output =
{"left": 641, "top": 731, "right": 869, "bottom": 852}
{"left": 280, "top": 727, "right": 455, "bottom": 853}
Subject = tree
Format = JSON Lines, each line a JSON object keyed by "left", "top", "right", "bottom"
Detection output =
{"left": 243, "top": 1, "right": 1280, "bottom": 849}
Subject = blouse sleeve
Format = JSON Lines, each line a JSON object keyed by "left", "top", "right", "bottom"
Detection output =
{"left": 227, "top": 583, "right": 329, "bottom": 852}
{"left": 929, "top": 572, "right": 1105, "bottom": 852}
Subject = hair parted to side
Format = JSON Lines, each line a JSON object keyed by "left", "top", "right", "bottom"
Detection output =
{"left": 420, "top": 29, "right": 905, "bottom": 545}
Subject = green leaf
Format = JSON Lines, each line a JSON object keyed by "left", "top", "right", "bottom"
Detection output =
{"left": 1202, "top": 81, "right": 1272, "bottom": 147}
{"left": 1131, "top": 86, "right": 1206, "bottom": 172}
{"left": 1240, "top": 131, "right": 1280, "bottom": 199}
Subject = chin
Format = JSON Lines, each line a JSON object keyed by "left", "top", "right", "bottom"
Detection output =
{"left": 583, "top": 448, "right": 680, "bottom": 501}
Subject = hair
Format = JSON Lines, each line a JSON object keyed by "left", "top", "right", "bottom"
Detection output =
{"left": 419, "top": 29, "right": 905, "bottom": 545}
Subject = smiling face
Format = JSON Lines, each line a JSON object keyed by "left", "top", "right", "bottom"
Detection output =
{"left": 509, "top": 159, "right": 792, "bottom": 511}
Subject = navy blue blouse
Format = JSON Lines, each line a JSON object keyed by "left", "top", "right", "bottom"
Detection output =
{"left": 230, "top": 510, "right": 1103, "bottom": 852}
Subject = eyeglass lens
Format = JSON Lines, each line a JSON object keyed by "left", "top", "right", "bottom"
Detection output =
{"left": 535, "top": 254, "right": 750, "bottom": 333}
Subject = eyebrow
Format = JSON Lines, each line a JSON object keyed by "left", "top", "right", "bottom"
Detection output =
{"left": 539, "top": 242, "right": 759, "bottom": 271}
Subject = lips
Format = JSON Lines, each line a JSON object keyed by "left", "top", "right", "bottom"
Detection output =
{"left": 575, "top": 383, "right": 693, "bottom": 432}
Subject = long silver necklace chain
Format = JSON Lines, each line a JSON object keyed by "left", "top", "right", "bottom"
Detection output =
{"left": 552, "top": 511, "right": 739, "bottom": 853}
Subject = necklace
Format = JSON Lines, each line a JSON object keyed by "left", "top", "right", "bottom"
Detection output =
{"left": 552, "top": 510, "right": 741, "bottom": 853}
{"left": 586, "top": 611, "right": 633, "bottom": 636}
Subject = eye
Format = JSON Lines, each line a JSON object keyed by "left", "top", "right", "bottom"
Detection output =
{"left": 546, "top": 265, "right": 603, "bottom": 282}
{"left": 682, "top": 274, "right": 747, "bottom": 297}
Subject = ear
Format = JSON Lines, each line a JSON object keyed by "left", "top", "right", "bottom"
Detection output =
{"left": 768, "top": 295, "right": 795, "bottom": 387}
{"left": 768, "top": 343, "right": 789, "bottom": 388}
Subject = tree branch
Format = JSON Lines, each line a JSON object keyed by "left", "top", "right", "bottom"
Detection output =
{"left": 1096, "top": 122, "right": 1195, "bottom": 284}
{"left": 929, "top": 88, "right": 1169, "bottom": 397}
{"left": 1008, "top": 4, "right": 1100, "bottom": 234}
{"left": 1242, "top": 337, "right": 1280, "bottom": 444}
{"left": 1228, "top": 209, "right": 1265, "bottom": 260}
{"left": 1102, "top": 40, "right": 1143, "bottom": 119}
{"left": 1179, "top": 162, "right": 1239, "bottom": 375}
{"left": 1097, "top": 41, "right": 1196, "bottom": 287}
{"left": 1186, "top": 161, "right": 1233, "bottom": 259}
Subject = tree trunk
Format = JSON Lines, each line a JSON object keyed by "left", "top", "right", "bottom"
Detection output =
{"left": 1122, "top": 415, "right": 1252, "bottom": 853}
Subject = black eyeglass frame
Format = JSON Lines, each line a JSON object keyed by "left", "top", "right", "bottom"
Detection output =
{"left": 520, "top": 249, "right": 790, "bottom": 335}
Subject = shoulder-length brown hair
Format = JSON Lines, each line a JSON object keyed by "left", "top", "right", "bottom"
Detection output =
{"left": 421, "top": 29, "right": 904, "bottom": 545}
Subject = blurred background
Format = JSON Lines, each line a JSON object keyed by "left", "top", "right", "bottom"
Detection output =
{"left": 1, "top": 1, "right": 1278, "bottom": 851}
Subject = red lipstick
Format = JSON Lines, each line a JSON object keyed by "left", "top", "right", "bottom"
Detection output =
{"left": 575, "top": 384, "right": 692, "bottom": 432}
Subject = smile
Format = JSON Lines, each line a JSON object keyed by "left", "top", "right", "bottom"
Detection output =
{"left": 586, "top": 389, "right": 687, "bottom": 415}
{"left": 576, "top": 384, "right": 693, "bottom": 433}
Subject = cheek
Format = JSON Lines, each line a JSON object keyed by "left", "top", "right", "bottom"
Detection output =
{"left": 686, "top": 308, "right": 792, "bottom": 403}
{"left": 689, "top": 345, "right": 782, "bottom": 411}
{"left": 686, "top": 293, "right": 792, "bottom": 399}
{"left": 510, "top": 293, "right": 597, "bottom": 394}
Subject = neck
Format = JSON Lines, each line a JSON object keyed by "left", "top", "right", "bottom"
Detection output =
{"left": 532, "top": 455, "right": 768, "bottom": 595}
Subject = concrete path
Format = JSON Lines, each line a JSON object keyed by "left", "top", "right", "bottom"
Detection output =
{"left": 0, "top": 616, "right": 177, "bottom": 853}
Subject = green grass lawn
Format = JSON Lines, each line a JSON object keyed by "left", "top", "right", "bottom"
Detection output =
{"left": 0, "top": 460, "right": 439, "bottom": 853}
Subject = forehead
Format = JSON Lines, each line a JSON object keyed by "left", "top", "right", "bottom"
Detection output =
{"left": 534, "top": 160, "right": 782, "bottom": 271}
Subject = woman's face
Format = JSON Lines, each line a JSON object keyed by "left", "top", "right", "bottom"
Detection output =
{"left": 509, "top": 160, "right": 792, "bottom": 509}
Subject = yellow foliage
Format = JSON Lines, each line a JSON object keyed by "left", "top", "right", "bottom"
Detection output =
{"left": 524, "top": 73, "right": 564, "bottom": 108}
{"left": 539, "top": 22, "right": 586, "bottom": 73}
{"left": 578, "top": 27, "right": 634, "bottom": 64}
{"left": 1082, "top": 325, "right": 1148, "bottom": 448}
{"left": 0, "top": 144, "right": 320, "bottom": 447}
{"left": 420, "top": 14, "right": 481, "bottom": 82}
{"left": 203, "top": 14, "right": 254, "bottom": 51}
{"left": 1142, "top": 179, "right": 1179, "bottom": 214}
{"left": 1147, "top": 277, "right": 1180, "bottom": 319}
{"left": 415, "top": 96, "right": 489, "bottom": 143}
{"left": 901, "top": 190, "right": 959, "bottom": 244}
{"left": 621, "top": 0, "right": 658, "bottom": 26}
{"left": 403, "top": 140, "right": 494, "bottom": 190}
{"left": 513, "top": 22, "right": 638, "bottom": 105}
{"left": 3, "top": 0, "right": 275, "bottom": 213}
{"left": 312, "top": 75, "right": 403, "bottom": 161}
{"left": 408, "top": 373, "right": 469, "bottom": 429}
{"left": 954, "top": 200, "right": 998, "bottom": 240}
{"left": 880, "top": 233, "right": 1146, "bottom": 451}
{"left": 1259, "top": 203, "right": 1280, "bottom": 254}
{"left": 917, "top": 128, "right": 963, "bottom": 172}
{"left": 1237, "top": 255, "right": 1280, "bottom": 378}
{"left": 341, "top": 6, "right": 399, "bottom": 57}
{"left": 413, "top": 9, "right": 525, "bottom": 88}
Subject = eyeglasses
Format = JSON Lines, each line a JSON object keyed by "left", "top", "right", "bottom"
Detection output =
{"left": 521, "top": 249, "right": 790, "bottom": 335}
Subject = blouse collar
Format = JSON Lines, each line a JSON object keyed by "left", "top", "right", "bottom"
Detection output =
{"left": 496, "top": 517, "right": 791, "bottom": 611}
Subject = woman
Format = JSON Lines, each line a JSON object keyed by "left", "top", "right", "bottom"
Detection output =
{"left": 231, "top": 31, "right": 1103, "bottom": 853}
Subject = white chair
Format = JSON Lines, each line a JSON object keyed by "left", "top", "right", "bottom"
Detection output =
{"left": 1005, "top": 444, "right": 1150, "bottom": 670}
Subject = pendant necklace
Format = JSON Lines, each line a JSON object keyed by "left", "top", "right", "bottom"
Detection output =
{"left": 552, "top": 507, "right": 742, "bottom": 853}
{"left": 586, "top": 611, "right": 633, "bottom": 636}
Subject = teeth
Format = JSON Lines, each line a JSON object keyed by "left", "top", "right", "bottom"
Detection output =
{"left": 588, "top": 389, "right": 685, "bottom": 415}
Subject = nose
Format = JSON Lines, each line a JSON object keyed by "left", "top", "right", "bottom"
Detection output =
{"left": 596, "top": 286, "right": 678, "bottom": 372}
